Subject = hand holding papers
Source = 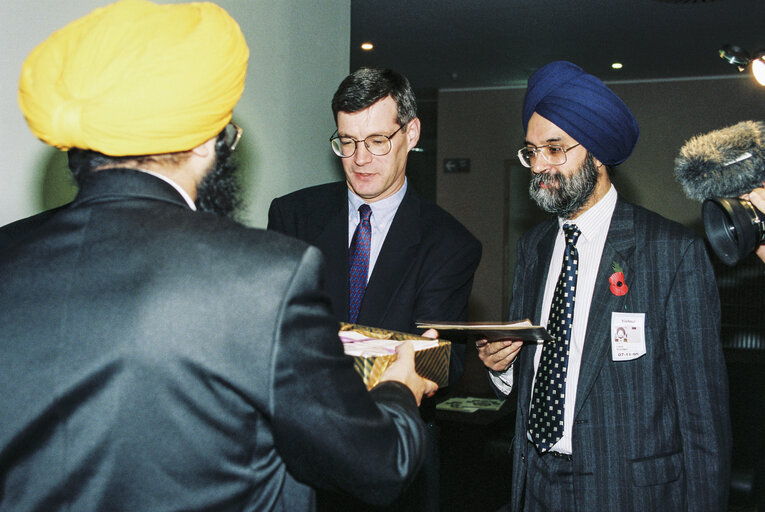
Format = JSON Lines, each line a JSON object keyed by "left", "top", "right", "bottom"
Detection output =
{"left": 416, "top": 319, "right": 551, "bottom": 343}
{"left": 416, "top": 320, "right": 547, "bottom": 374}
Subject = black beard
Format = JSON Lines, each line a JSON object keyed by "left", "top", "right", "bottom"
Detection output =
{"left": 195, "top": 143, "right": 243, "bottom": 220}
{"left": 528, "top": 154, "right": 599, "bottom": 219}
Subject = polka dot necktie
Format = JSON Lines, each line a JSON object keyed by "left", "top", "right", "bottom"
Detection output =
{"left": 348, "top": 204, "right": 372, "bottom": 324}
{"left": 529, "top": 223, "right": 581, "bottom": 452}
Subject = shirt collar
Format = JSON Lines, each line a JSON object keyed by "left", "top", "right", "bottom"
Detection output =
{"left": 135, "top": 168, "right": 197, "bottom": 211}
{"left": 347, "top": 178, "right": 408, "bottom": 221}
{"left": 559, "top": 184, "right": 617, "bottom": 242}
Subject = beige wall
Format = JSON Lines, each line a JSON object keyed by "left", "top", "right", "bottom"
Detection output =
{"left": 438, "top": 77, "right": 765, "bottom": 323}
{"left": 0, "top": 0, "right": 350, "bottom": 228}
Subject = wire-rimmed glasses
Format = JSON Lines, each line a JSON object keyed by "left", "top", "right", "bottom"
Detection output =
{"left": 517, "top": 143, "right": 581, "bottom": 168}
{"left": 330, "top": 122, "right": 408, "bottom": 158}
{"left": 219, "top": 122, "right": 243, "bottom": 152}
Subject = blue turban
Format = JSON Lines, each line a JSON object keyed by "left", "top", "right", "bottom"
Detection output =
{"left": 522, "top": 61, "right": 640, "bottom": 166}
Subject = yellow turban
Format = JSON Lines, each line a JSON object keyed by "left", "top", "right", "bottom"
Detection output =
{"left": 18, "top": 0, "right": 249, "bottom": 156}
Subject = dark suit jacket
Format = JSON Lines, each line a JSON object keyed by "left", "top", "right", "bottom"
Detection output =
{"left": 503, "top": 198, "right": 731, "bottom": 511}
{"left": 0, "top": 205, "right": 64, "bottom": 250}
{"left": 0, "top": 169, "right": 427, "bottom": 512}
{"left": 267, "top": 181, "right": 482, "bottom": 384}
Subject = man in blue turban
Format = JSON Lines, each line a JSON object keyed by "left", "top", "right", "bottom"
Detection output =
{"left": 476, "top": 61, "right": 731, "bottom": 511}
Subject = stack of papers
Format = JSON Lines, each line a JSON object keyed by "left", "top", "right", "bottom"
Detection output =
{"left": 436, "top": 396, "right": 506, "bottom": 413}
{"left": 340, "top": 330, "right": 440, "bottom": 357}
{"left": 415, "top": 319, "right": 550, "bottom": 342}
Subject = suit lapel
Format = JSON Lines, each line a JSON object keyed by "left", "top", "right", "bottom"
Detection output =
{"left": 574, "top": 199, "right": 636, "bottom": 420}
{"left": 357, "top": 188, "right": 421, "bottom": 327}
{"left": 518, "top": 220, "right": 558, "bottom": 425}
{"left": 530, "top": 222, "right": 558, "bottom": 325}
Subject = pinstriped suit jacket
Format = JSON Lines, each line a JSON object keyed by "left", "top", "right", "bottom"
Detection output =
{"left": 505, "top": 197, "right": 731, "bottom": 511}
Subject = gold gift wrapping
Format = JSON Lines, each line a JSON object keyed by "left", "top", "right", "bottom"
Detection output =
{"left": 340, "top": 323, "right": 451, "bottom": 390}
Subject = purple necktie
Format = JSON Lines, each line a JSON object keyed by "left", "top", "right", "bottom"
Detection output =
{"left": 348, "top": 204, "right": 372, "bottom": 324}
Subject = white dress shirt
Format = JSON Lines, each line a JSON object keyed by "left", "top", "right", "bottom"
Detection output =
{"left": 347, "top": 179, "right": 408, "bottom": 280}
{"left": 491, "top": 185, "right": 618, "bottom": 454}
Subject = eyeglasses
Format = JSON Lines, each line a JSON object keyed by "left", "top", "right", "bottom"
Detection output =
{"left": 517, "top": 143, "right": 581, "bottom": 168}
{"left": 219, "top": 122, "right": 243, "bottom": 152}
{"left": 330, "top": 122, "right": 408, "bottom": 158}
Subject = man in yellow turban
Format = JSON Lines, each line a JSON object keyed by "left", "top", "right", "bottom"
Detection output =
{"left": 0, "top": 2, "right": 436, "bottom": 511}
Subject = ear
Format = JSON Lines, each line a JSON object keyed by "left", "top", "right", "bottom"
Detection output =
{"left": 593, "top": 155, "right": 614, "bottom": 187}
{"left": 593, "top": 155, "right": 611, "bottom": 179}
{"left": 405, "top": 117, "right": 421, "bottom": 151}
{"left": 190, "top": 136, "right": 216, "bottom": 158}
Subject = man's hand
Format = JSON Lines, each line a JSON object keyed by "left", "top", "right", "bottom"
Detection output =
{"left": 475, "top": 339, "right": 523, "bottom": 372}
{"left": 421, "top": 328, "right": 439, "bottom": 339}
{"left": 379, "top": 341, "right": 438, "bottom": 406}
{"left": 741, "top": 184, "right": 765, "bottom": 263}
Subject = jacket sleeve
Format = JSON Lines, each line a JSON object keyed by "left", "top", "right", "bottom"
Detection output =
{"left": 666, "top": 237, "right": 731, "bottom": 511}
{"left": 269, "top": 245, "right": 426, "bottom": 506}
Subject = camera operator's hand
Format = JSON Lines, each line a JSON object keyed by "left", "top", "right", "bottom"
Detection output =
{"left": 740, "top": 184, "right": 765, "bottom": 263}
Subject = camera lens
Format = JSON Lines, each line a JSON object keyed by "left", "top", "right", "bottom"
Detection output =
{"left": 702, "top": 197, "right": 765, "bottom": 266}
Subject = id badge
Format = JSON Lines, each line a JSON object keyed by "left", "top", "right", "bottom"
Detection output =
{"left": 611, "top": 312, "right": 646, "bottom": 361}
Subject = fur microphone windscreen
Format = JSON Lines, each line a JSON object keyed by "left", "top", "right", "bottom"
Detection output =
{"left": 674, "top": 120, "right": 765, "bottom": 201}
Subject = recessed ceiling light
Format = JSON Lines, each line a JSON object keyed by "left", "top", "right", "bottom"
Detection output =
{"left": 361, "top": 42, "right": 374, "bottom": 51}
{"left": 611, "top": 62, "right": 623, "bottom": 70}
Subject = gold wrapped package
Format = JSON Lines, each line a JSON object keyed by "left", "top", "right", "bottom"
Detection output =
{"left": 339, "top": 323, "right": 451, "bottom": 390}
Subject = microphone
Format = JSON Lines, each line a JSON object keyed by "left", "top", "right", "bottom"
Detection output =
{"left": 674, "top": 120, "right": 765, "bottom": 202}
{"left": 673, "top": 120, "right": 765, "bottom": 266}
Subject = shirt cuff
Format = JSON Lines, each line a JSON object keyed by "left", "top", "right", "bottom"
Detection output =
{"left": 488, "top": 363, "right": 514, "bottom": 395}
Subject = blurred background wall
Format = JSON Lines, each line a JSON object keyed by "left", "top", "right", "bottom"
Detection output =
{"left": 0, "top": 0, "right": 350, "bottom": 229}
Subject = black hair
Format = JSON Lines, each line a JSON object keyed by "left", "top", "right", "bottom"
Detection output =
{"left": 67, "top": 149, "right": 133, "bottom": 185}
{"left": 67, "top": 127, "right": 232, "bottom": 185}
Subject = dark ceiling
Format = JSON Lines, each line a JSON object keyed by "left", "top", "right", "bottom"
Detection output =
{"left": 350, "top": 0, "right": 765, "bottom": 96}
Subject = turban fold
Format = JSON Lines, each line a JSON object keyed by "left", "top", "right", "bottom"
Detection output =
{"left": 18, "top": 0, "right": 249, "bottom": 156}
{"left": 522, "top": 61, "right": 639, "bottom": 166}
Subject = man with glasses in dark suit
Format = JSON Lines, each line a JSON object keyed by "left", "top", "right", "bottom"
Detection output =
{"left": 268, "top": 67, "right": 482, "bottom": 512}
{"left": 269, "top": 68, "right": 481, "bottom": 379}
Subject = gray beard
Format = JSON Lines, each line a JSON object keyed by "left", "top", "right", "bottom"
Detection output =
{"left": 528, "top": 154, "right": 598, "bottom": 219}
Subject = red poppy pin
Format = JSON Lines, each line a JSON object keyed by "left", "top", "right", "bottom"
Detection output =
{"left": 609, "top": 262, "right": 629, "bottom": 296}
